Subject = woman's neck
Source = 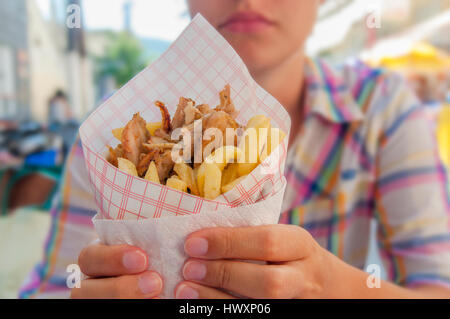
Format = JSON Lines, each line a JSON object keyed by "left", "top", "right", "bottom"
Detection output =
{"left": 251, "top": 49, "right": 306, "bottom": 146}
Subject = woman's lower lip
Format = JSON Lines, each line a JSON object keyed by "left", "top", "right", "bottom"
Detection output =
{"left": 221, "top": 20, "right": 272, "bottom": 34}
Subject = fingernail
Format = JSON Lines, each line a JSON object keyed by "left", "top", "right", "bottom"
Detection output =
{"left": 138, "top": 272, "right": 162, "bottom": 295}
{"left": 184, "top": 238, "right": 208, "bottom": 256}
{"left": 175, "top": 284, "right": 199, "bottom": 299}
{"left": 183, "top": 261, "right": 207, "bottom": 281}
{"left": 123, "top": 250, "right": 147, "bottom": 272}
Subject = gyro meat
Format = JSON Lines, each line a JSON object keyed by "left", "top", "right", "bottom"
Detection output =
{"left": 191, "top": 110, "right": 240, "bottom": 166}
{"left": 148, "top": 135, "right": 171, "bottom": 145}
{"left": 122, "top": 113, "right": 149, "bottom": 166}
{"left": 137, "top": 145, "right": 176, "bottom": 180}
{"left": 155, "top": 101, "right": 172, "bottom": 133}
{"left": 107, "top": 144, "right": 123, "bottom": 167}
{"left": 197, "top": 104, "right": 211, "bottom": 115}
{"left": 203, "top": 110, "right": 240, "bottom": 148}
{"left": 172, "top": 97, "right": 195, "bottom": 129}
{"left": 184, "top": 103, "right": 203, "bottom": 125}
{"left": 137, "top": 150, "right": 158, "bottom": 177}
{"left": 144, "top": 143, "right": 176, "bottom": 152}
{"left": 153, "top": 128, "right": 172, "bottom": 142}
{"left": 215, "top": 84, "right": 239, "bottom": 119}
{"left": 154, "top": 149, "right": 175, "bottom": 182}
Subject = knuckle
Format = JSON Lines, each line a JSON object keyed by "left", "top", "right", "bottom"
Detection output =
{"left": 300, "top": 228, "right": 317, "bottom": 255}
{"left": 263, "top": 268, "right": 285, "bottom": 299}
{"left": 297, "top": 272, "right": 324, "bottom": 298}
{"left": 217, "top": 262, "right": 232, "bottom": 289}
{"left": 222, "top": 230, "right": 234, "bottom": 258}
{"left": 77, "top": 246, "right": 91, "bottom": 273}
{"left": 305, "top": 281, "right": 324, "bottom": 298}
{"left": 262, "top": 228, "right": 280, "bottom": 259}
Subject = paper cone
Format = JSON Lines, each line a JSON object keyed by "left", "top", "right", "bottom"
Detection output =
{"left": 79, "top": 14, "right": 291, "bottom": 298}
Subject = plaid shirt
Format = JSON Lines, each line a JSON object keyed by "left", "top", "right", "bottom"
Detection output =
{"left": 20, "top": 58, "right": 450, "bottom": 298}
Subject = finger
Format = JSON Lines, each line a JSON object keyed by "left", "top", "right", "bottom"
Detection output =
{"left": 175, "top": 282, "right": 236, "bottom": 299}
{"left": 182, "top": 259, "right": 298, "bottom": 299}
{"left": 70, "top": 271, "right": 162, "bottom": 299}
{"left": 184, "top": 225, "right": 315, "bottom": 261}
{"left": 78, "top": 244, "right": 148, "bottom": 277}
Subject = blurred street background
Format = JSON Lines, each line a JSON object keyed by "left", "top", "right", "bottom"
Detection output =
{"left": 0, "top": 0, "right": 449, "bottom": 298}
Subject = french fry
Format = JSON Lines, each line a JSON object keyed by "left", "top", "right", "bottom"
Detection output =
{"left": 112, "top": 128, "right": 124, "bottom": 141}
{"left": 118, "top": 158, "right": 138, "bottom": 176}
{"left": 144, "top": 161, "right": 160, "bottom": 184}
{"left": 196, "top": 164, "right": 206, "bottom": 197}
{"left": 146, "top": 122, "right": 162, "bottom": 136}
{"left": 221, "top": 163, "right": 239, "bottom": 187}
{"left": 174, "top": 162, "right": 199, "bottom": 196}
{"left": 236, "top": 161, "right": 258, "bottom": 178}
{"left": 260, "top": 127, "right": 287, "bottom": 162}
{"left": 246, "top": 115, "right": 271, "bottom": 132}
{"left": 221, "top": 175, "right": 247, "bottom": 194}
{"left": 193, "top": 165, "right": 200, "bottom": 180}
{"left": 237, "top": 129, "right": 259, "bottom": 176}
{"left": 205, "top": 145, "right": 242, "bottom": 170}
{"left": 237, "top": 115, "right": 271, "bottom": 177}
{"left": 203, "top": 163, "right": 222, "bottom": 200}
{"left": 166, "top": 175, "right": 188, "bottom": 192}
{"left": 197, "top": 146, "right": 240, "bottom": 197}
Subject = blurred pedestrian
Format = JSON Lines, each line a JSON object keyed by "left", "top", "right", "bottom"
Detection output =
{"left": 47, "top": 90, "right": 73, "bottom": 128}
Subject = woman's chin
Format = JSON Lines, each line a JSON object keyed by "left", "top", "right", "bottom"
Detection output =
{"left": 238, "top": 51, "right": 279, "bottom": 76}
{"left": 226, "top": 43, "right": 268, "bottom": 70}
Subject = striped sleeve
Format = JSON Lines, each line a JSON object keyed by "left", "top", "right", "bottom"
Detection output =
{"left": 19, "top": 137, "right": 98, "bottom": 298}
{"left": 373, "top": 75, "right": 450, "bottom": 288}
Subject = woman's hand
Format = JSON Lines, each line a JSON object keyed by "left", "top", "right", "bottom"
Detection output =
{"left": 71, "top": 243, "right": 163, "bottom": 299}
{"left": 175, "top": 224, "right": 335, "bottom": 299}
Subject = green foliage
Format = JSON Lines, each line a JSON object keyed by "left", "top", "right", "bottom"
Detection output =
{"left": 97, "top": 32, "right": 147, "bottom": 87}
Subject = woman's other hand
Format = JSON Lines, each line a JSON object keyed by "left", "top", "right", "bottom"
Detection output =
{"left": 71, "top": 243, "right": 163, "bottom": 299}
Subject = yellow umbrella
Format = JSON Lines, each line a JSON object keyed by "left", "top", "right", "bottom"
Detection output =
{"left": 437, "top": 105, "right": 450, "bottom": 168}
{"left": 378, "top": 42, "right": 450, "bottom": 72}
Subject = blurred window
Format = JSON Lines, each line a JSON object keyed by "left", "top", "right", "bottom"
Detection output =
{"left": 0, "top": 45, "right": 16, "bottom": 119}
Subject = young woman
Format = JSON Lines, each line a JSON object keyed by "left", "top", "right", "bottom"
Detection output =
{"left": 21, "top": 0, "right": 450, "bottom": 299}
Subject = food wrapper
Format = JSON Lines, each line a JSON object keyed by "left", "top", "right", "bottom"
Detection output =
{"left": 79, "top": 14, "right": 291, "bottom": 298}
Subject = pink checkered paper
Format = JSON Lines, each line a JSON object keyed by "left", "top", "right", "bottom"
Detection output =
{"left": 79, "top": 14, "right": 291, "bottom": 221}
{"left": 80, "top": 13, "right": 291, "bottom": 299}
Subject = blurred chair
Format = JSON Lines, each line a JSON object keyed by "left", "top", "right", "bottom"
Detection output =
{"left": 0, "top": 120, "right": 69, "bottom": 216}
{"left": 0, "top": 165, "right": 62, "bottom": 216}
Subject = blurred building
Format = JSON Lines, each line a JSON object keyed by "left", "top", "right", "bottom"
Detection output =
{"left": 0, "top": 0, "right": 97, "bottom": 124}
{"left": 28, "top": 0, "right": 95, "bottom": 123}
{"left": 0, "top": 0, "right": 30, "bottom": 121}
{"left": 28, "top": 0, "right": 69, "bottom": 123}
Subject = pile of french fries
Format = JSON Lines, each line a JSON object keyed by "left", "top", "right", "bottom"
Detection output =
{"left": 108, "top": 89, "right": 286, "bottom": 200}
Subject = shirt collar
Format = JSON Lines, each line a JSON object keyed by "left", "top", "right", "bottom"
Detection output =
{"left": 302, "top": 57, "right": 364, "bottom": 124}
